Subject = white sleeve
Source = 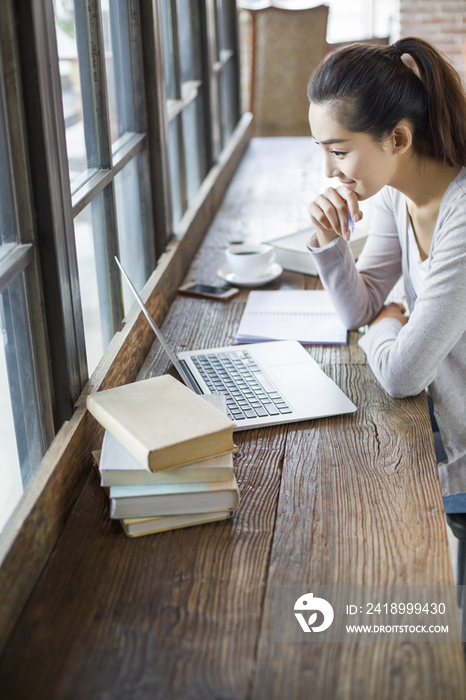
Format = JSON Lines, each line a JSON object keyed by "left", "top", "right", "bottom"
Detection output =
{"left": 357, "top": 199, "right": 466, "bottom": 397}
{"left": 308, "top": 188, "right": 403, "bottom": 330}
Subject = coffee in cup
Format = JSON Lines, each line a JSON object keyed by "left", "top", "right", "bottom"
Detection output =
{"left": 225, "top": 243, "right": 275, "bottom": 280}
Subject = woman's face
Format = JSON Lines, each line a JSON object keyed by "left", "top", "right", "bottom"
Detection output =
{"left": 308, "top": 103, "right": 399, "bottom": 201}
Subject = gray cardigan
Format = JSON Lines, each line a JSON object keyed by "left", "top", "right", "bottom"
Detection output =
{"left": 308, "top": 168, "right": 466, "bottom": 497}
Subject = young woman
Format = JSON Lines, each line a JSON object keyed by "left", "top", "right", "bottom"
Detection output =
{"left": 306, "top": 37, "right": 466, "bottom": 514}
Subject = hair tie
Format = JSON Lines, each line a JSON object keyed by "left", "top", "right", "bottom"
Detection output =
{"left": 391, "top": 43, "right": 404, "bottom": 59}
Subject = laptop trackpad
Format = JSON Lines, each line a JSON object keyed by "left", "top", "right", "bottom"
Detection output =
{"left": 267, "top": 362, "right": 355, "bottom": 414}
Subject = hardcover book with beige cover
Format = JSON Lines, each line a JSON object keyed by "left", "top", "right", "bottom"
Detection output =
{"left": 87, "top": 375, "right": 235, "bottom": 472}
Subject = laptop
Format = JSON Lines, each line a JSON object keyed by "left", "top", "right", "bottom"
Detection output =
{"left": 115, "top": 258, "right": 357, "bottom": 431}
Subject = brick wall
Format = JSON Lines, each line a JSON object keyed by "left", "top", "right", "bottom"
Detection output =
{"left": 398, "top": 0, "right": 466, "bottom": 80}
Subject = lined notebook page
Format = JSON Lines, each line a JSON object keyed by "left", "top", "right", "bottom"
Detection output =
{"left": 235, "top": 290, "right": 347, "bottom": 345}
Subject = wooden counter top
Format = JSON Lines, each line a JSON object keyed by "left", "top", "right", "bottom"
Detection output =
{"left": 0, "top": 138, "right": 464, "bottom": 699}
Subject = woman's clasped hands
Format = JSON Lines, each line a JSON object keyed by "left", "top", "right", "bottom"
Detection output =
{"left": 370, "top": 302, "right": 408, "bottom": 328}
{"left": 308, "top": 186, "right": 363, "bottom": 246}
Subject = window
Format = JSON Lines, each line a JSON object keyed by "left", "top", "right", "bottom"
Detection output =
{"left": 162, "top": 0, "right": 240, "bottom": 229}
{"left": 54, "top": 0, "right": 155, "bottom": 374}
{"left": 0, "top": 0, "right": 241, "bottom": 538}
{"left": 0, "top": 13, "right": 53, "bottom": 529}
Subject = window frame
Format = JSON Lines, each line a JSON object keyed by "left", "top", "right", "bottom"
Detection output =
{"left": 0, "top": 0, "right": 55, "bottom": 448}
{"left": 13, "top": 0, "right": 173, "bottom": 427}
{"left": 2, "top": 0, "right": 243, "bottom": 451}
{"left": 160, "top": 0, "right": 241, "bottom": 232}
{"left": 0, "top": 0, "right": 250, "bottom": 656}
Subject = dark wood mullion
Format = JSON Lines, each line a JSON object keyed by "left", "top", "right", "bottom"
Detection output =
{"left": 227, "top": 0, "right": 241, "bottom": 128}
{"left": 204, "top": 0, "right": 221, "bottom": 161}
{"left": 215, "top": 0, "right": 240, "bottom": 146}
{"left": 85, "top": 0, "right": 123, "bottom": 340}
{"left": 198, "top": 0, "right": 214, "bottom": 171}
{"left": 172, "top": 0, "right": 189, "bottom": 216}
{"left": 126, "top": 0, "right": 156, "bottom": 273}
{"left": 85, "top": 0, "right": 112, "bottom": 170}
{"left": 214, "top": 0, "right": 227, "bottom": 149}
{"left": 108, "top": 0, "right": 136, "bottom": 138}
{"left": 127, "top": 0, "right": 146, "bottom": 135}
{"left": 14, "top": 0, "right": 88, "bottom": 427}
{"left": 188, "top": 0, "right": 210, "bottom": 194}
{"left": 139, "top": 0, "right": 173, "bottom": 251}
{"left": 74, "top": 1, "right": 100, "bottom": 172}
{"left": 177, "top": 115, "right": 189, "bottom": 217}
{"left": 170, "top": 0, "right": 183, "bottom": 101}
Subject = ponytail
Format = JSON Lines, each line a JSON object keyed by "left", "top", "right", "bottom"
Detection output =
{"left": 308, "top": 37, "right": 466, "bottom": 167}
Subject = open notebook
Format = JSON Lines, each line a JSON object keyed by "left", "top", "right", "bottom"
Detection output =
{"left": 234, "top": 290, "right": 347, "bottom": 345}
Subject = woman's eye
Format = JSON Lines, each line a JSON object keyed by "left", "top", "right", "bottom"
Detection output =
{"left": 331, "top": 150, "right": 346, "bottom": 158}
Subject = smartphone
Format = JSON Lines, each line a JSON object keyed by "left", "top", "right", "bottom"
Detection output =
{"left": 178, "top": 282, "right": 239, "bottom": 300}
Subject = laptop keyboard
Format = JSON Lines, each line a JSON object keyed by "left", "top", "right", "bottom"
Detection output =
{"left": 191, "top": 350, "right": 292, "bottom": 421}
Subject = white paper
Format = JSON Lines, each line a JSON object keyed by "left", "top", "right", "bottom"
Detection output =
{"left": 235, "top": 290, "right": 347, "bottom": 345}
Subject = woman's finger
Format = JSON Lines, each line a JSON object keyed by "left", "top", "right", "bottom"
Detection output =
{"left": 387, "top": 301, "right": 406, "bottom": 314}
{"left": 322, "top": 187, "right": 355, "bottom": 239}
{"left": 309, "top": 187, "right": 365, "bottom": 242}
{"left": 318, "top": 193, "right": 345, "bottom": 235}
{"left": 309, "top": 188, "right": 349, "bottom": 237}
{"left": 308, "top": 198, "right": 339, "bottom": 234}
{"left": 334, "top": 188, "right": 363, "bottom": 235}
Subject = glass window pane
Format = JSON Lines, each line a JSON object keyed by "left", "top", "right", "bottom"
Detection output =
{"left": 212, "top": 0, "right": 220, "bottom": 63}
{"left": 0, "top": 77, "right": 18, "bottom": 247}
{"left": 101, "top": 0, "right": 137, "bottom": 145}
{"left": 178, "top": 0, "right": 202, "bottom": 83}
{"left": 0, "top": 296, "right": 24, "bottom": 532}
{"left": 161, "top": 0, "right": 178, "bottom": 100}
{"left": 114, "top": 156, "right": 150, "bottom": 314}
{"left": 219, "top": 59, "right": 237, "bottom": 147}
{"left": 0, "top": 273, "right": 45, "bottom": 531}
{"left": 217, "top": 0, "right": 228, "bottom": 52}
{"left": 182, "top": 96, "right": 207, "bottom": 206}
{"left": 74, "top": 192, "right": 113, "bottom": 374}
{"left": 54, "top": 0, "right": 98, "bottom": 189}
{"left": 168, "top": 116, "right": 184, "bottom": 228}
{"left": 218, "top": 0, "right": 236, "bottom": 51}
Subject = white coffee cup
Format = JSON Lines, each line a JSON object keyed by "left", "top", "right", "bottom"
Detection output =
{"left": 225, "top": 243, "right": 275, "bottom": 280}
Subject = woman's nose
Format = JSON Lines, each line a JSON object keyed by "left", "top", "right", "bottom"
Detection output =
{"left": 324, "top": 156, "right": 341, "bottom": 179}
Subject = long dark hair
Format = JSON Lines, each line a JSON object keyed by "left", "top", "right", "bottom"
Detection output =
{"left": 307, "top": 37, "right": 466, "bottom": 167}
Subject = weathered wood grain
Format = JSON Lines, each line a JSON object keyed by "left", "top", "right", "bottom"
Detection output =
{"left": 0, "top": 427, "right": 287, "bottom": 700}
{"left": 1, "top": 135, "right": 462, "bottom": 700}
{"left": 250, "top": 364, "right": 466, "bottom": 700}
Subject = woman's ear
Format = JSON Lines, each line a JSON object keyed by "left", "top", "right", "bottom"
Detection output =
{"left": 392, "top": 122, "right": 413, "bottom": 155}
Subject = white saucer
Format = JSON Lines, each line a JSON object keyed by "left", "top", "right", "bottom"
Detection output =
{"left": 217, "top": 262, "right": 283, "bottom": 287}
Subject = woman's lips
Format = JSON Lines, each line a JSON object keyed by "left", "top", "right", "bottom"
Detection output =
{"left": 339, "top": 180, "right": 356, "bottom": 189}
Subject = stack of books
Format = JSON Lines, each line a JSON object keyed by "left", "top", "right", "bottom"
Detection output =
{"left": 87, "top": 375, "right": 239, "bottom": 538}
